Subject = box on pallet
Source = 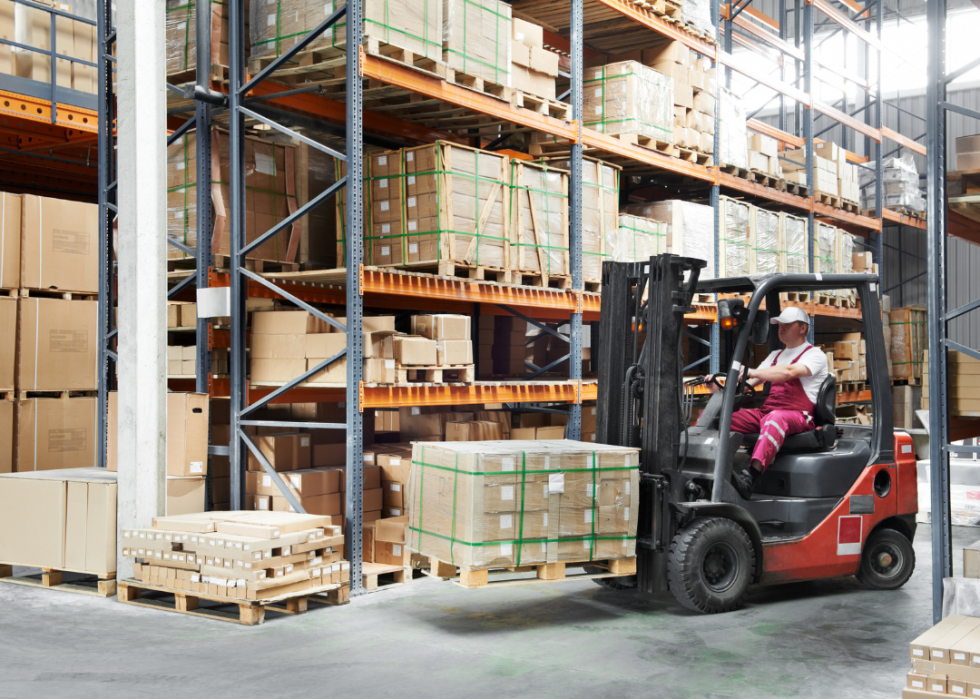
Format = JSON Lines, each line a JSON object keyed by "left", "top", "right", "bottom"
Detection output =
{"left": 106, "top": 392, "right": 209, "bottom": 477}
{"left": 751, "top": 207, "right": 781, "bottom": 275}
{"left": 509, "top": 159, "right": 568, "bottom": 281}
{"left": 923, "top": 350, "right": 980, "bottom": 414}
{"left": 718, "top": 196, "right": 751, "bottom": 277}
{"left": 582, "top": 61, "right": 673, "bottom": 145}
{"left": 14, "top": 397, "right": 97, "bottom": 472}
{"left": 718, "top": 87, "right": 747, "bottom": 169}
{"left": 21, "top": 195, "right": 98, "bottom": 293}
{"left": 166, "top": 0, "right": 232, "bottom": 76}
{"left": 813, "top": 222, "right": 838, "bottom": 277}
{"left": 511, "top": 17, "right": 557, "bottom": 100}
{"left": 407, "top": 440, "right": 640, "bottom": 570}
{"left": 17, "top": 297, "right": 98, "bottom": 391}
{"left": 338, "top": 143, "right": 510, "bottom": 273}
{"left": 779, "top": 213, "right": 808, "bottom": 275}
{"left": 890, "top": 306, "right": 926, "bottom": 382}
{"left": 623, "top": 200, "right": 715, "bottom": 278}
{"left": 443, "top": 0, "right": 511, "bottom": 86}
{"left": 0, "top": 193, "right": 21, "bottom": 290}
{"left": 616, "top": 214, "right": 667, "bottom": 263}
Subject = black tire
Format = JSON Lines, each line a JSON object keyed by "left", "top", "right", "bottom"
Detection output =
{"left": 667, "top": 517, "right": 755, "bottom": 614}
{"left": 584, "top": 566, "right": 637, "bottom": 591}
{"left": 858, "top": 527, "right": 916, "bottom": 591}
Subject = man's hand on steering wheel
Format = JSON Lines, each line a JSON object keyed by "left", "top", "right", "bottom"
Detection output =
{"left": 705, "top": 372, "right": 756, "bottom": 396}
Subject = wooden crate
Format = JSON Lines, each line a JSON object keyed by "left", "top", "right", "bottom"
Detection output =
{"left": 337, "top": 142, "right": 510, "bottom": 276}
{"left": 509, "top": 159, "right": 569, "bottom": 285}
{"left": 889, "top": 306, "right": 927, "bottom": 383}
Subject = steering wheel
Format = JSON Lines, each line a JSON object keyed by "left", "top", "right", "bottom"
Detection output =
{"left": 704, "top": 373, "right": 757, "bottom": 397}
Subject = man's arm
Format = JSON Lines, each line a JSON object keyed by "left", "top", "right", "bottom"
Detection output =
{"left": 748, "top": 363, "right": 811, "bottom": 384}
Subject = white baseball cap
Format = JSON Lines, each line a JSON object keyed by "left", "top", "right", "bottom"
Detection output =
{"left": 770, "top": 307, "right": 810, "bottom": 325}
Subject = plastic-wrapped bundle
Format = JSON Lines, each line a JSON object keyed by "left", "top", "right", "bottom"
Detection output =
{"left": 838, "top": 231, "right": 855, "bottom": 274}
{"left": 407, "top": 440, "right": 640, "bottom": 571}
{"left": 616, "top": 214, "right": 667, "bottom": 262}
{"left": 681, "top": 0, "right": 716, "bottom": 40}
{"left": 511, "top": 160, "right": 569, "bottom": 279}
{"left": 779, "top": 213, "right": 807, "bottom": 275}
{"left": 582, "top": 61, "right": 674, "bottom": 144}
{"left": 719, "top": 196, "right": 751, "bottom": 277}
{"left": 858, "top": 155, "right": 924, "bottom": 213}
{"left": 444, "top": 0, "right": 511, "bottom": 85}
{"left": 543, "top": 158, "right": 619, "bottom": 282}
{"left": 718, "top": 87, "right": 747, "bottom": 169}
{"left": 250, "top": 0, "right": 442, "bottom": 63}
{"left": 813, "top": 222, "right": 837, "bottom": 276}
{"left": 166, "top": 1, "right": 229, "bottom": 76}
{"left": 624, "top": 200, "right": 716, "bottom": 279}
{"left": 752, "top": 207, "right": 780, "bottom": 276}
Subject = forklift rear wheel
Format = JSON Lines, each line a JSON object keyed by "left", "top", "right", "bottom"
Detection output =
{"left": 667, "top": 517, "right": 755, "bottom": 614}
{"left": 857, "top": 528, "right": 916, "bottom": 590}
{"left": 585, "top": 567, "right": 637, "bottom": 590}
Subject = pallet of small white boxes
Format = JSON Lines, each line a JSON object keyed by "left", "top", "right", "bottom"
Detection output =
{"left": 904, "top": 614, "right": 980, "bottom": 697}
{"left": 120, "top": 511, "right": 349, "bottom": 623}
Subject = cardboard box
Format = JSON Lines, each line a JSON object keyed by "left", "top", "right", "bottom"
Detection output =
{"left": 272, "top": 491, "right": 342, "bottom": 516}
{"left": 0, "top": 297, "right": 13, "bottom": 390}
{"left": 21, "top": 195, "right": 99, "bottom": 293}
{"left": 412, "top": 314, "right": 470, "bottom": 340}
{"left": 167, "top": 476, "right": 206, "bottom": 515}
{"left": 436, "top": 339, "right": 473, "bottom": 366}
{"left": 17, "top": 297, "right": 98, "bottom": 391}
{"left": 247, "top": 433, "right": 311, "bottom": 473}
{"left": 0, "top": 193, "right": 21, "bottom": 289}
{"left": 393, "top": 336, "right": 437, "bottom": 366}
{"left": 251, "top": 467, "right": 342, "bottom": 498}
{"left": 0, "top": 468, "right": 116, "bottom": 575}
{"left": 0, "top": 400, "right": 11, "bottom": 474}
{"left": 910, "top": 616, "right": 970, "bottom": 660}
{"left": 445, "top": 420, "right": 504, "bottom": 441}
{"left": 15, "top": 397, "right": 97, "bottom": 472}
{"left": 965, "top": 540, "right": 980, "bottom": 579}
{"left": 106, "top": 392, "right": 209, "bottom": 476}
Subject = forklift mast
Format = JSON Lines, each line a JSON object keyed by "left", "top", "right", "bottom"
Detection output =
{"left": 596, "top": 255, "right": 704, "bottom": 593}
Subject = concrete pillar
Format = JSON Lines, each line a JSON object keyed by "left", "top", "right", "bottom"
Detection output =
{"left": 115, "top": 0, "right": 167, "bottom": 580}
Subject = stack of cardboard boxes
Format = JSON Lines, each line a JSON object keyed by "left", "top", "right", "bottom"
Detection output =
{"left": 890, "top": 305, "right": 927, "bottom": 384}
{"left": 443, "top": 0, "right": 511, "bottom": 88}
{"left": 904, "top": 615, "right": 980, "bottom": 698}
{"left": 410, "top": 314, "right": 474, "bottom": 368}
{"left": 782, "top": 148, "right": 837, "bottom": 198}
{"left": 816, "top": 141, "right": 859, "bottom": 205}
{"left": 122, "top": 511, "right": 348, "bottom": 601}
{"left": 478, "top": 315, "right": 527, "bottom": 378}
{"left": 922, "top": 350, "right": 980, "bottom": 417}
{"left": 747, "top": 133, "right": 783, "bottom": 180}
{"left": 0, "top": 1, "right": 96, "bottom": 93}
{"left": 165, "top": 0, "right": 236, "bottom": 78}
{"left": 830, "top": 333, "right": 866, "bottom": 384}
{"left": 510, "top": 18, "right": 558, "bottom": 101}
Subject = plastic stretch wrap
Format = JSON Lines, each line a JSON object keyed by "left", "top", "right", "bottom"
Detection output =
{"left": 718, "top": 87, "right": 747, "bottom": 169}
{"left": 779, "top": 213, "right": 807, "bottom": 275}
{"left": 624, "top": 200, "right": 715, "bottom": 279}
{"left": 443, "top": 0, "right": 511, "bottom": 85}
{"left": 859, "top": 155, "right": 924, "bottom": 213}
{"left": 166, "top": 1, "right": 229, "bottom": 76}
{"left": 681, "top": 0, "right": 716, "bottom": 40}
{"left": 752, "top": 207, "right": 780, "bottom": 276}
{"left": 543, "top": 158, "right": 619, "bottom": 281}
{"left": 582, "top": 61, "right": 673, "bottom": 144}
{"left": 720, "top": 197, "right": 751, "bottom": 277}
{"left": 813, "top": 222, "right": 837, "bottom": 276}
{"left": 407, "top": 440, "right": 640, "bottom": 571}
{"left": 511, "top": 160, "right": 568, "bottom": 277}
{"left": 167, "top": 130, "right": 298, "bottom": 262}
{"left": 838, "top": 231, "right": 855, "bottom": 274}
{"left": 337, "top": 143, "right": 509, "bottom": 269}
{"left": 616, "top": 215, "right": 666, "bottom": 262}
{"left": 250, "top": 0, "right": 442, "bottom": 62}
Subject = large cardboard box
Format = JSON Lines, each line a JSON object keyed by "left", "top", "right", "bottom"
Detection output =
{"left": 21, "top": 195, "right": 99, "bottom": 293}
{"left": 581, "top": 61, "right": 673, "bottom": 143}
{"left": 443, "top": 0, "right": 510, "bottom": 85}
{"left": 246, "top": 433, "right": 311, "bottom": 472}
{"left": 0, "top": 193, "right": 21, "bottom": 289}
{"left": 0, "top": 297, "right": 14, "bottom": 390}
{"left": 17, "top": 297, "right": 98, "bottom": 391}
{"left": 0, "top": 1, "right": 13, "bottom": 75}
{"left": 106, "top": 392, "right": 209, "bottom": 476}
{"left": 167, "top": 476, "right": 206, "bottom": 515}
{"left": 0, "top": 468, "right": 116, "bottom": 574}
{"left": 0, "top": 400, "right": 11, "bottom": 474}
{"left": 15, "top": 397, "right": 97, "bottom": 472}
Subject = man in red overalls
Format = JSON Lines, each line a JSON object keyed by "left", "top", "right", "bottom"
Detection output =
{"left": 707, "top": 307, "right": 829, "bottom": 499}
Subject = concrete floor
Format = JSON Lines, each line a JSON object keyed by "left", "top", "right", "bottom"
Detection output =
{"left": 0, "top": 524, "right": 974, "bottom": 699}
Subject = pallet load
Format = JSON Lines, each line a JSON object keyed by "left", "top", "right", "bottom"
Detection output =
{"left": 903, "top": 615, "right": 980, "bottom": 698}
{"left": 13, "top": 396, "right": 97, "bottom": 472}
{"left": 717, "top": 87, "right": 748, "bottom": 170}
{"left": 645, "top": 41, "right": 701, "bottom": 156}
{"left": 21, "top": 194, "right": 99, "bottom": 293}
{"left": 166, "top": 0, "right": 237, "bottom": 80}
{"left": 510, "top": 17, "right": 557, "bottom": 102}
{"left": 624, "top": 200, "right": 716, "bottom": 278}
{"left": 249, "top": 0, "right": 441, "bottom": 64}
{"left": 817, "top": 141, "right": 859, "bottom": 207}
{"left": 408, "top": 313, "right": 475, "bottom": 382}
{"left": 747, "top": 133, "right": 783, "bottom": 181}
{"left": 120, "top": 511, "right": 349, "bottom": 620}
{"left": 831, "top": 332, "right": 865, "bottom": 383}
{"left": 443, "top": 0, "right": 511, "bottom": 93}
{"left": 541, "top": 157, "right": 620, "bottom": 285}
{"left": 813, "top": 221, "right": 838, "bottom": 280}
{"left": 779, "top": 212, "right": 808, "bottom": 275}
{"left": 581, "top": 60, "right": 673, "bottom": 150}
{"left": 509, "top": 159, "right": 569, "bottom": 286}
{"left": 859, "top": 155, "right": 925, "bottom": 215}
{"left": 783, "top": 148, "right": 839, "bottom": 202}
{"left": 923, "top": 350, "right": 980, "bottom": 416}
{"left": 16, "top": 296, "right": 97, "bottom": 391}
{"left": 9, "top": 0, "right": 77, "bottom": 84}
{"left": 751, "top": 206, "right": 781, "bottom": 276}
{"left": 338, "top": 143, "right": 510, "bottom": 279}
{"left": 682, "top": 0, "right": 716, "bottom": 40}
{"left": 0, "top": 193, "right": 20, "bottom": 290}
{"left": 890, "top": 306, "right": 926, "bottom": 383}
{"left": 615, "top": 214, "right": 667, "bottom": 262}
{"left": 407, "top": 440, "right": 639, "bottom": 587}
{"left": 167, "top": 131, "right": 300, "bottom": 266}
{"left": 717, "top": 196, "right": 751, "bottom": 278}
{"left": 837, "top": 230, "right": 857, "bottom": 305}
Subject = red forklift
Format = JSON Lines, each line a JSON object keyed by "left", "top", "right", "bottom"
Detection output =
{"left": 591, "top": 255, "right": 918, "bottom": 613}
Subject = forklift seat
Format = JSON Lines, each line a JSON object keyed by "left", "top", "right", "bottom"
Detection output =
{"left": 741, "top": 374, "right": 838, "bottom": 454}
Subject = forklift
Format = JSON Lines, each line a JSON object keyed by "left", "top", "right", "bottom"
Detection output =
{"left": 590, "top": 255, "right": 918, "bottom": 614}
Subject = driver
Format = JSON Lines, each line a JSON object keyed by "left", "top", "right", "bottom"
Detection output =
{"left": 706, "top": 307, "right": 829, "bottom": 499}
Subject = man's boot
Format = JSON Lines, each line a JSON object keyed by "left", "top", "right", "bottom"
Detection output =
{"left": 731, "top": 465, "right": 761, "bottom": 500}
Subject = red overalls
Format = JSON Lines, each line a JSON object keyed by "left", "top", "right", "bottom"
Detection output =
{"left": 729, "top": 345, "right": 817, "bottom": 471}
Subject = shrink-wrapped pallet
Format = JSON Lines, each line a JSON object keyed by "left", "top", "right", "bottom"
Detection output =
{"left": 718, "top": 87, "right": 747, "bottom": 169}
{"left": 624, "top": 200, "right": 715, "bottom": 279}
{"left": 615, "top": 214, "right": 667, "bottom": 262}
{"left": 582, "top": 61, "right": 673, "bottom": 144}
{"left": 779, "top": 212, "right": 807, "bottom": 275}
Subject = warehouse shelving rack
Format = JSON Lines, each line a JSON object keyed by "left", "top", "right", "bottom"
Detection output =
{"left": 92, "top": 0, "right": 931, "bottom": 596}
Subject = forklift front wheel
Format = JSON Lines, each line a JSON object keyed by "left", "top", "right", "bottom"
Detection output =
{"left": 668, "top": 517, "right": 755, "bottom": 614}
{"left": 857, "top": 528, "right": 916, "bottom": 591}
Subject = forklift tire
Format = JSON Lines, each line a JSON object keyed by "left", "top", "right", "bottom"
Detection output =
{"left": 584, "top": 567, "right": 637, "bottom": 591}
{"left": 667, "top": 517, "right": 755, "bottom": 614}
{"left": 857, "top": 528, "right": 916, "bottom": 591}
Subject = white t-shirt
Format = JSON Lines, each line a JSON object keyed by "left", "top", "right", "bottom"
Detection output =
{"left": 760, "top": 343, "right": 829, "bottom": 405}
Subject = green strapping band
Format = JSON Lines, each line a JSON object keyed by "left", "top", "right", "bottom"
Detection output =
{"left": 410, "top": 459, "right": 635, "bottom": 476}
{"left": 408, "top": 526, "right": 631, "bottom": 548}
{"left": 582, "top": 64, "right": 672, "bottom": 141}
{"left": 516, "top": 451, "right": 526, "bottom": 566}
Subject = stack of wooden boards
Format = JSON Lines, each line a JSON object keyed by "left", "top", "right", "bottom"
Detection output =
{"left": 122, "top": 511, "right": 348, "bottom": 601}
{"left": 407, "top": 439, "right": 639, "bottom": 584}
{"left": 904, "top": 615, "right": 980, "bottom": 698}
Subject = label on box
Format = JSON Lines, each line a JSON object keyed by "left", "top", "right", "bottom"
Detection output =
{"left": 390, "top": 456, "right": 401, "bottom": 465}
{"left": 406, "top": 152, "right": 413, "bottom": 162}
{"left": 176, "top": 161, "right": 185, "bottom": 170}
{"left": 593, "top": 69, "right": 602, "bottom": 79}
{"left": 380, "top": 201, "right": 389, "bottom": 212}
{"left": 408, "top": 220, "right": 417, "bottom": 232}
{"left": 364, "top": 455, "right": 372, "bottom": 463}
{"left": 543, "top": 513, "right": 548, "bottom": 525}
{"left": 407, "top": 175, "right": 415, "bottom": 185}
{"left": 595, "top": 105, "right": 603, "bottom": 115}
{"left": 595, "top": 88, "right": 602, "bottom": 98}
{"left": 515, "top": 31, "right": 524, "bottom": 41}
{"left": 500, "top": 514, "right": 512, "bottom": 529}
{"left": 378, "top": 155, "right": 387, "bottom": 166}
{"left": 549, "top": 473, "right": 564, "bottom": 494}
{"left": 586, "top": 484, "right": 594, "bottom": 497}
{"left": 502, "top": 457, "right": 515, "bottom": 472}
{"left": 393, "top": 545, "right": 402, "bottom": 556}
{"left": 390, "top": 483, "right": 401, "bottom": 492}
{"left": 262, "top": 475, "right": 271, "bottom": 487}
{"left": 954, "top": 652, "right": 967, "bottom": 661}
{"left": 381, "top": 246, "right": 390, "bottom": 256}
{"left": 585, "top": 510, "right": 593, "bottom": 523}
{"left": 190, "top": 461, "right": 203, "bottom": 473}
{"left": 626, "top": 482, "right": 631, "bottom": 495}
{"left": 501, "top": 485, "right": 514, "bottom": 501}
{"left": 390, "top": 508, "right": 401, "bottom": 516}
{"left": 381, "top": 223, "right": 391, "bottom": 234}
{"left": 544, "top": 456, "right": 550, "bottom": 469}
{"left": 290, "top": 475, "right": 301, "bottom": 488}
{"left": 408, "top": 197, "right": 416, "bottom": 208}
{"left": 301, "top": 437, "right": 310, "bottom": 447}
{"left": 385, "top": 359, "right": 395, "bottom": 368}
{"left": 624, "top": 507, "right": 630, "bottom": 520}
{"left": 409, "top": 243, "right": 418, "bottom": 254}
{"left": 412, "top": 407, "right": 421, "bottom": 415}
{"left": 500, "top": 543, "right": 513, "bottom": 556}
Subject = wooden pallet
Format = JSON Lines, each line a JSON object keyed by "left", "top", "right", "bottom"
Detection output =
{"left": 510, "top": 91, "right": 571, "bottom": 120}
{"left": 785, "top": 181, "right": 811, "bottom": 197}
{"left": 364, "top": 37, "right": 450, "bottom": 80}
{"left": 425, "top": 261, "right": 512, "bottom": 284}
{"left": 513, "top": 272, "right": 573, "bottom": 290}
{"left": 841, "top": 200, "right": 860, "bottom": 214}
{"left": 395, "top": 364, "right": 475, "bottom": 384}
{"left": 814, "top": 192, "right": 843, "bottom": 209}
{"left": 779, "top": 291, "right": 811, "bottom": 303}
{"left": 8, "top": 389, "right": 98, "bottom": 401}
{"left": 117, "top": 579, "right": 349, "bottom": 626}
{"left": 447, "top": 70, "right": 511, "bottom": 102}
{"left": 815, "top": 293, "right": 840, "bottom": 307}
{"left": 362, "top": 561, "right": 414, "bottom": 591}
{"left": 692, "top": 292, "right": 715, "bottom": 304}
{"left": 583, "top": 279, "right": 603, "bottom": 293}
{"left": 862, "top": 207, "right": 926, "bottom": 221}
{"left": 0, "top": 564, "right": 116, "bottom": 597}
{"left": 837, "top": 381, "right": 868, "bottom": 394}
{"left": 891, "top": 378, "right": 922, "bottom": 387}
{"left": 212, "top": 255, "right": 300, "bottom": 274}
{"left": 719, "top": 163, "right": 751, "bottom": 179}
{"left": 427, "top": 556, "right": 637, "bottom": 589}
{"left": 11, "top": 288, "right": 97, "bottom": 300}
{"left": 746, "top": 169, "right": 781, "bottom": 189}
{"left": 609, "top": 132, "right": 674, "bottom": 156}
